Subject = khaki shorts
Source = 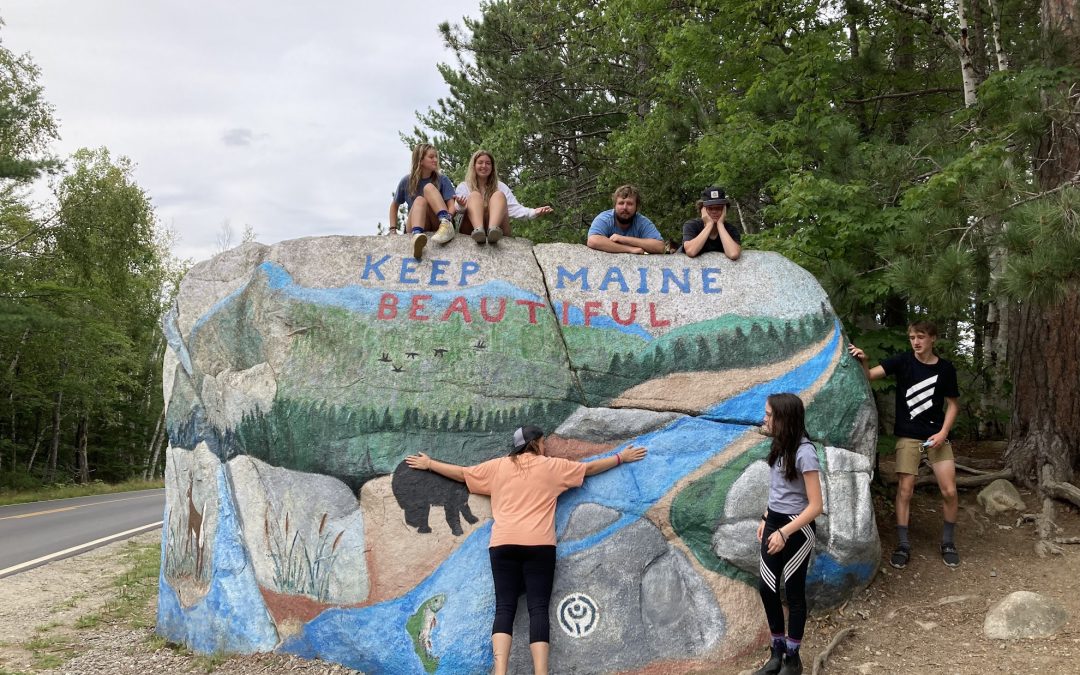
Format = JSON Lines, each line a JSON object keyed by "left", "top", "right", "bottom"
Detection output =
{"left": 895, "top": 437, "right": 953, "bottom": 475}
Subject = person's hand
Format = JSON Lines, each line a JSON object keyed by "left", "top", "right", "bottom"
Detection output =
{"left": 404, "top": 452, "right": 432, "bottom": 471}
{"left": 609, "top": 233, "right": 623, "bottom": 244}
{"left": 534, "top": 205, "right": 553, "bottom": 216}
{"left": 700, "top": 205, "right": 713, "bottom": 225}
{"left": 756, "top": 519, "right": 765, "bottom": 542}
{"left": 767, "top": 529, "right": 787, "bottom": 555}
{"left": 455, "top": 194, "right": 468, "bottom": 207}
{"left": 618, "top": 445, "right": 647, "bottom": 464}
{"left": 926, "top": 431, "right": 948, "bottom": 450}
{"left": 847, "top": 344, "right": 866, "bottom": 362}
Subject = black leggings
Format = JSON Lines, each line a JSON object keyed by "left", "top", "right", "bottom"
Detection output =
{"left": 489, "top": 544, "right": 557, "bottom": 643}
{"left": 758, "top": 509, "right": 817, "bottom": 641}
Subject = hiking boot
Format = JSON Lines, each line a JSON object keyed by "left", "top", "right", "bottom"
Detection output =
{"left": 486, "top": 227, "right": 503, "bottom": 244}
{"left": 471, "top": 228, "right": 487, "bottom": 244}
{"left": 752, "top": 642, "right": 785, "bottom": 675}
{"left": 778, "top": 650, "right": 802, "bottom": 675}
{"left": 411, "top": 232, "right": 428, "bottom": 260}
{"left": 941, "top": 542, "right": 960, "bottom": 567}
{"left": 431, "top": 218, "right": 455, "bottom": 244}
{"left": 890, "top": 545, "right": 910, "bottom": 569}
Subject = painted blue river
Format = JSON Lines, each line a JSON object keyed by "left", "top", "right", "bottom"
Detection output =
{"left": 272, "top": 322, "right": 842, "bottom": 673}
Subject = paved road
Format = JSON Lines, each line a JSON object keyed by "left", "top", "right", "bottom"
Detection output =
{"left": 0, "top": 489, "right": 165, "bottom": 578}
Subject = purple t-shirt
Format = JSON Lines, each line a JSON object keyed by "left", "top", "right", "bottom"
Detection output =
{"left": 767, "top": 440, "right": 820, "bottom": 515}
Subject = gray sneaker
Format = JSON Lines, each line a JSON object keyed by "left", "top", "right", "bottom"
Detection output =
{"left": 486, "top": 227, "right": 503, "bottom": 244}
{"left": 471, "top": 228, "right": 487, "bottom": 244}
{"left": 412, "top": 232, "right": 427, "bottom": 260}
{"left": 431, "top": 218, "right": 455, "bottom": 244}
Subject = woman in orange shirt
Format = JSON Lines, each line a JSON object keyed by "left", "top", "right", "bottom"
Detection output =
{"left": 406, "top": 426, "right": 647, "bottom": 675}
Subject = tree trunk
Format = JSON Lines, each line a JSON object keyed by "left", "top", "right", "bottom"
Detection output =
{"left": 148, "top": 429, "right": 167, "bottom": 480}
{"left": 142, "top": 409, "right": 164, "bottom": 481}
{"left": 1005, "top": 0, "right": 1080, "bottom": 495}
{"left": 26, "top": 414, "right": 42, "bottom": 473}
{"left": 76, "top": 415, "right": 90, "bottom": 484}
{"left": 46, "top": 390, "right": 63, "bottom": 483}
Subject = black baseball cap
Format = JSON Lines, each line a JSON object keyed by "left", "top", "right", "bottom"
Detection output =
{"left": 701, "top": 186, "right": 729, "bottom": 206}
{"left": 512, "top": 425, "right": 544, "bottom": 452}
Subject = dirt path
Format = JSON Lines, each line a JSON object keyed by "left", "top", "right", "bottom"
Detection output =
{"left": 2, "top": 462, "right": 1078, "bottom": 674}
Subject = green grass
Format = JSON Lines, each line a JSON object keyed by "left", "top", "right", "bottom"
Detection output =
{"left": 0, "top": 478, "right": 164, "bottom": 507}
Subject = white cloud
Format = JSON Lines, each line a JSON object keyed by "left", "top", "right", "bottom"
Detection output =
{"left": 1, "top": 0, "right": 478, "bottom": 262}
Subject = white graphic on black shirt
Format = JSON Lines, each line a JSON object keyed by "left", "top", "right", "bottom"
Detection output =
{"left": 905, "top": 375, "right": 938, "bottom": 419}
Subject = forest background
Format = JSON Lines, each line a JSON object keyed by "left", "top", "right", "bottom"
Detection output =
{"left": 1, "top": 0, "right": 1077, "bottom": 537}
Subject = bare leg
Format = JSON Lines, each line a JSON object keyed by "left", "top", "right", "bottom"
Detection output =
{"left": 895, "top": 473, "right": 915, "bottom": 527}
{"left": 421, "top": 182, "right": 449, "bottom": 214}
{"left": 931, "top": 459, "right": 959, "bottom": 523}
{"left": 466, "top": 190, "right": 486, "bottom": 239}
{"left": 492, "top": 633, "right": 512, "bottom": 675}
{"left": 529, "top": 641, "right": 549, "bottom": 675}
{"left": 488, "top": 190, "right": 509, "bottom": 235}
{"left": 408, "top": 197, "right": 430, "bottom": 232}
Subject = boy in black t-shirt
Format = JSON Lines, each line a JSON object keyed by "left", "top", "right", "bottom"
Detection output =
{"left": 849, "top": 321, "right": 961, "bottom": 568}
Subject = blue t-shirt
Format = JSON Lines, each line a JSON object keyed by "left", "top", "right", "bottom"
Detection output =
{"left": 588, "top": 209, "right": 662, "bottom": 241}
{"left": 767, "top": 440, "right": 820, "bottom": 515}
{"left": 394, "top": 174, "right": 456, "bottom": 211}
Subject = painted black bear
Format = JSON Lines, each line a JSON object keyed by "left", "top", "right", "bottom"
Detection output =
{"left": 391, "top": 460, "right": 479, "bottom": 536}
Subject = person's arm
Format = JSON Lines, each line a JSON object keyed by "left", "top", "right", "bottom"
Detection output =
{"left": 404, "top": 452, "right": 466, "bottom": 482}
{"left": 683, "top": 213, "right": 714, "bottom": 258}
{"left": 502, "top": 184, "right": 548, "bottom": 219}
{"left": 587, "top": 234, "right": 643, "bottom": 254}
{"left": 927, "top": 397, "right": 959, "bottom": 449}
{"left": 847, "top": 344, "right": 886, "bottom": 381}
{"left": 611, "top": 234, "right": 665, "bottom": 254}
{"left": 766, "top": 470, "right": 823, "bottom": 554}
{"left": 717, "top": 218, "right": 741, "bottom": 260}
{"left": 583, "top": 445, "right": 646, "bottom": 476}
{"left": 389, "top": 201, "right": 400, "bottom": 234}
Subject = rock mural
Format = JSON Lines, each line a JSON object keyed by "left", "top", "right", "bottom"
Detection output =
{"left": 158, "top": 235, "right": 880, "bottom": 673}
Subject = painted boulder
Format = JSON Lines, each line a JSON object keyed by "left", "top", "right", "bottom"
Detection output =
{"left": 158, "top": 235, "right": 879, "bottom": 673}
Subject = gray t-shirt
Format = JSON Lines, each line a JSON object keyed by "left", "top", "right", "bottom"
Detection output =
{"left": 767, "top": 440, "right": 820, "bottom": 515}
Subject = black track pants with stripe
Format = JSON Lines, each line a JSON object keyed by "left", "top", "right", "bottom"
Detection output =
{"left": 758, "top": 509, "right": 817, "bottom": 641}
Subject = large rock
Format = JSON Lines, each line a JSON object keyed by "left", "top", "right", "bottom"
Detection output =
{"left": 984, "top": 591, "right": 1069, "bottom": 639}
{"left": 977, "top": 479, "right": 1026, "bottom": 515}
{"left": 160, "top": 235, "right": 878, "bottom": 673}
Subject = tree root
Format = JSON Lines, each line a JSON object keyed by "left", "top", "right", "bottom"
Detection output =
{"left": 881, "top": 468, "right": 1013, "bottom": 488}
{"left": 1043, "top": 480, "right": 1080, "bottom": 508}
{"left": 812, "top": 627, "right": 855, "bottom": 675}
{"left": 1054, "top": 536, "right": 1080, "bottom": 544}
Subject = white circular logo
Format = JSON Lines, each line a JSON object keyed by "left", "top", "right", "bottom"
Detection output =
{"left": 557, "top": 592, "right": 599, "bottom": 637}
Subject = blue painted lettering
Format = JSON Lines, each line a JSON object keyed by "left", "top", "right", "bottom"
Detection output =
{"left": 459, "top": 261, "right": 480, "bottom": 286}
{"left": 598, "top": 267, "right": 629, "bottom": 292}
{"left": 701, "top": 268, "right": 722, "bottom": 294}
{"left": 399, "top": 258, "right": 421, "bottom": 284}
{"left": 660, "top": 268, "right": 691, "bottom": 294}
{"left": 556, "top": 266, "right": 590, "bottom": 290}
{"left": 429, "top": 259, "right": 450, "bottom": 286}
{"left": 361, "top": 255, "right": 390, "bottom": 281}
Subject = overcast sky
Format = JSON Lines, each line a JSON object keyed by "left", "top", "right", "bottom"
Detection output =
{"left": 1, "top": 1, "right": 479, "bottom": 262}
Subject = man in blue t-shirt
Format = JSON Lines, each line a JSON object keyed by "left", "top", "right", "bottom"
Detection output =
{"left": 849, "top": 321, "right": 961, "bottom": 569}
{"left": 587, "top": 185, "right": 665, "bottom": 255}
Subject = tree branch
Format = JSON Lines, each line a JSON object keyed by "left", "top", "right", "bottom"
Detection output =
{"left": 844, "top": 87, "right": 962, "bottom": 104}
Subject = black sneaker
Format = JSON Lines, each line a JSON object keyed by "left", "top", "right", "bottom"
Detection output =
{"left": 941, "top": 542, "right": 960, "bottom": 567}
{"left": 753, "top": 642, "right": 785, "bottom": 675}
{"left": 890, "top": 545, "right": 910, "bottom": 569}
{"left": 778, "top": 650, "right": 803, "bottom": 675}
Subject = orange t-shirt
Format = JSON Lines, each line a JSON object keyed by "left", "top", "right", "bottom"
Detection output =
{"left": 463, "top": 454, "right": 586, "bottom": 547}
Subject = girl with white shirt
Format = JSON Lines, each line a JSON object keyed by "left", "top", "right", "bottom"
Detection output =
{"left": 455, "top": 150, "right": 553, "bottom": 244}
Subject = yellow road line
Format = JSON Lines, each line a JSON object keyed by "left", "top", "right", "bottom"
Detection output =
{"left": 0, "top": 493, "right": 163, "bottom": 521}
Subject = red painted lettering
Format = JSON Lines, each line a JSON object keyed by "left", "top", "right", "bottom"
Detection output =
{"left": 611, "top": 301, "right": 637, "bottom": 326}
{"left": 481, "top": 297, "right": 508, "bottom": 323}
{"left": 377, "top": 293, "right": 399, "bottom": 320}
{"left": 440, "top": 296, "right": 473, "bottom": 323}
{"left": 583, "top": 301, "right": 602, "bottom": 327}
{"left": 648, "top": 302, "right": 670, "bottom": 328}
{"left": 561, "top": 300, "right": 571, "bottom": 326}
{"left": 409, "top": 294, "right": 432, "bottom": 320}
{"left": 515, "top": 299, "right": 545, "bottom": 324}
